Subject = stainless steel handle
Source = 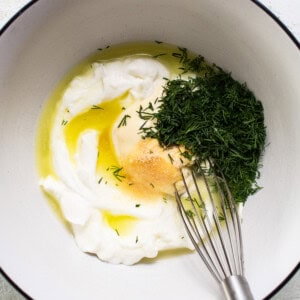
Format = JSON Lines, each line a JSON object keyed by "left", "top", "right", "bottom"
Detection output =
{"left": 221, "top": 275, "right": 255, "bottom": 300}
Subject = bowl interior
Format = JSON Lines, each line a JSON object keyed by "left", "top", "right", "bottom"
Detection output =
{"left": 0, "top": 0, "right": 299, "bottom": 299}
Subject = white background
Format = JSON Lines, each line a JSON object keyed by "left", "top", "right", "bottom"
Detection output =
{"left": 0, "top": 1, "right": 299, "bottom": 299}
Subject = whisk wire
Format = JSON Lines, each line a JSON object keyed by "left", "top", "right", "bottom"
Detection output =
{"left": 177, "top": 169, "right": 224, "bottom": 281}
{"left": 214, "top": 161, "right": 244, "bottom": 276}
{"left": 208, "top": 159, "right": 240, "bottom": 276}
{"left": 199, "top": 163, "right": 235, "bottom": 278}
{"left": 175, "top": 160, "right": 254, "bottom": 300}
{"left": 175, "top": 188, "right": 222, "bottom": 283}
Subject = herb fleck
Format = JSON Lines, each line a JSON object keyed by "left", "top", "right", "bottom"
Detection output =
{"left": 91, "top": 105, "right": 104, "bottom": 110}
{"left": 153, "top": 53, "right": 167, "bottom": 59}
{"left": 117, "top": 114, "right": 131, "bottom": 128}
{"left": 109, "top": 166, "right": 126, "bottom": 182}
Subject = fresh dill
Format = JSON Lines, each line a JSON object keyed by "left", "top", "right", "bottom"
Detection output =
{"left": 139, "top": 48, "right": 266, "bottom": 203}
{"left": 109, "top": 166, "right": 126, "bottom": 182}
{"left": 153, "top": 53, "right": 167, "bottom": 59}
{"left": 98, "top": 177, "right": 103, "bottom": 184}
{"left": 91, "top": 105, "right": 104, "bottom": 110}
{"left": 61, "top": 119, "right": 68, "bottom": 126}
{"left": 185, "top": 210, "right": 195, "bottom": 218}
{"left": 117, "top": 114, "right": 131, "bottom": 128}
{"left": 168, "top": 153, "right": 174, "bottom": 164}
{"left": 135, "top": 204, "right": 141, "bottom": 208}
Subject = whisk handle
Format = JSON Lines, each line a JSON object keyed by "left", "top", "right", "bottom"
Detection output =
{"left": 221, "top": 275, "right": 255, "bottom": 300}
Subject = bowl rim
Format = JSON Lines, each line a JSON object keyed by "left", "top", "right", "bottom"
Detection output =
{"left": 0, "top": 0, "right": 299, "bottom": 299}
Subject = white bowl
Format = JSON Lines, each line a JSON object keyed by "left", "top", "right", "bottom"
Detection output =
{"left": 0, "top": 0, "right": 299, "bottom": 299}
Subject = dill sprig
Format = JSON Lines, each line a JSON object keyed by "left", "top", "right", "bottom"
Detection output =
{"left": 153, "top": 53, "right": 167, "bottom": 59}
{"left": 139, "top": 51, "right": 266, "bottom": 203}
{"left": 109, "top": 166, "right": 126, "bottom": 182}
{"left": 117, "top": 114, "right": 131, "bottom": 128}
{"left": 91, "top": 105, "right": 104, "bottom": 110}
{"left": 172, "top": 47, "right": 214, "bottom": 74}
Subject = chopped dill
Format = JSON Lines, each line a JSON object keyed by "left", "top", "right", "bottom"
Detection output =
{"left": 91, "top": 105, "right": 104, "bottom": 110}
{"left": 98, "top": 177, "right": 103, "bottom": 184}
{"left": 185, "top": 210, "right": 195, "bottom": 218}
{"left": 109, "top": 166, "right": 126, "bottom": 182}
{"left": 153, "top": 53, "right": 167, "bottom": 59}
{"left": 168, "top": 153, "right": 174, "bottom": 164}
{"left": 135, "top": 204, "right": 141, "bottom": 208}
{"left": 218, "top": 213, "right": 225, "bottom": 221}
{"left": 135, "top": 236, "right": 139, "bottom": 243}
{"left": 115, "top": 229, "right": 120, "bottom": 236}
{"left": 117, "top": 114, "right": 131, "bottom": 128}
{"left": 155, "top": 40, "right": 163, "bottom": 44}
{"left": 139, "top": 48, "right": 266, "bottom": 203}
{"left": 61, "top": 120, "right": 68, "bottom": 126}
{"left": 150, "top": 183, "right": 155, "bottom": 188}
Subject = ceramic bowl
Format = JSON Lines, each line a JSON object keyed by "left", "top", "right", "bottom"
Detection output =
{"left": 0, "top": 0, "right": 299, "bottom": 299}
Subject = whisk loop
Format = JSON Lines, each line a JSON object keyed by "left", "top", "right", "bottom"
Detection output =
{"left": 175, "top": 159, "right": 254, "bottom": 300}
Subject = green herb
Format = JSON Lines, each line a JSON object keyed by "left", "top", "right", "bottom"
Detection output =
{"left": 115, "top": 229, "right": 120, "bottom": 236}
{"left": 155, "top": 40, "right": 163, "bottom": 44}
{"left": 109, "top": 166, "right": 126, "bottom": 182}
{"left": 117, "top": 114, "right": 131, "bottom": 128}
{"left": 61, "top": 120, "right": 68, "bottom": 126}
{"left": 139, "top": 50, "right": 266, "bottom": 203}
{"left": 172, "top": 47, "right": 213, "bottom": 74}
{"left": 135, "top": 236, "right": 139, "bottom": 243}
{"left": 91, "top": 105, "right": 104, "bottom": 110}
{"left": 135, "top": 204, "right": 141, "bottom": 207}
{"left": 153, "top": 53, "right": 167, "bottom": 59}
{"left": 185, "top": 210, "right": 195, "bottom": 218}
{"left": 150, "top": 183, "right": 155, "bottom": 188}
{"left": 168, "top": 153, "right": 174, "bottom": 164}
{"left": 137, "top": 102, "right": 157, "bottom": 120}
{"left": 218, "top": 213, "right": 225, "bottom": 222}
{"left": 98, "top": 177, "right": 103, "bottom": 184}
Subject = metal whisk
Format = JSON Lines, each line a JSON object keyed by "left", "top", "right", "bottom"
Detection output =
{"left": 174, "top": 159, "right": 254, "bottom": 300}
